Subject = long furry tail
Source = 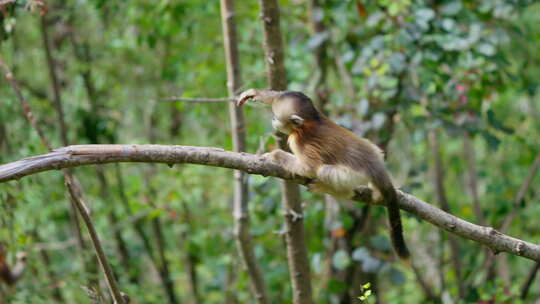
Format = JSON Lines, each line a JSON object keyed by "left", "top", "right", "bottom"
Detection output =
{"left": 369, "top": 165, "right": 410, "bottom": 260}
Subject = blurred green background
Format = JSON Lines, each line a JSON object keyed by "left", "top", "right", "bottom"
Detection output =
{"left": 1, "top": 0, "right": 540, "bottom": 303}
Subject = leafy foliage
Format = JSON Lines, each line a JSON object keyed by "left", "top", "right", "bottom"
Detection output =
{"left": 0, "top": 0, "right": 540, "bottom": 303}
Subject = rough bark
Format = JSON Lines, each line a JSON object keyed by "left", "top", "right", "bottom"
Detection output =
{"left": 258, "top": 0, "right": 314, "bottom": 303}
{"left": 221, "top": 0, "right": 269, "bottom": 303}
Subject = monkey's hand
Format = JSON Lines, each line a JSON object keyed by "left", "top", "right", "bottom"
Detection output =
{"left": 237, "top": 88, "right": 259, "bottom": 106}
{"left": 262, "top": 149, "right": 294, "bottom": 165}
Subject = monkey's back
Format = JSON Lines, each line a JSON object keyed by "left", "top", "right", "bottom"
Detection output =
{"left": 289, "top": 117, "right": 385, "bottom": 174}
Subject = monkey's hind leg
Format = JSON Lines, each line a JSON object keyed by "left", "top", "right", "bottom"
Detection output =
{"left": 314, "top": 165, "right": 370, "bottom": 199}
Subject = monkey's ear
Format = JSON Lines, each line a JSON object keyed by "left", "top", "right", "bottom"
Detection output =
{"left": 290, "top": 115, "right": 304, "bottom": 126}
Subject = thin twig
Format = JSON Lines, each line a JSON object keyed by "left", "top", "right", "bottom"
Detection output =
{"left": 159, "top": 96, "right": 235, "bottom": 103}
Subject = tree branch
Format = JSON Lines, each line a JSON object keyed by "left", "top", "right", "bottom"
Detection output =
{"left": 1, "top": 144, "right": 540, "bottom": 262}
{"left": 160, "top": 96, "right": 234, "bottom": 103}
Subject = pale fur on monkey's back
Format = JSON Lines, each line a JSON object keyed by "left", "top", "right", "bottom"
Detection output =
{"left": 269, "top": 116, "right": 386, "bottom": 200}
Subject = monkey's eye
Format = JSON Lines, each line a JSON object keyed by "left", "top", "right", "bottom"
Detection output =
{"left": 289, "top": 114, "right": 304, "bottom": 126}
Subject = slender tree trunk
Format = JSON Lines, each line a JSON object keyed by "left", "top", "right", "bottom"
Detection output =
{"left": 258, "top": 1, "right": 314, "bottom": 303}
{"left": 429, "top": 130, "right": 464, "bottom": 298}
{"left": 307, "top": 0, "right": 329, "bottom": 113}
{"left": 220, "top": 0, "right": 270, "bottom": 302}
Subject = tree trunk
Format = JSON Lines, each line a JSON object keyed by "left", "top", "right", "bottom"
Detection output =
{"left": 258, "top": 1, "right": 314, "bottom": 303}
{"left": 220, "top": 0, "right": 270, "bottom": 303}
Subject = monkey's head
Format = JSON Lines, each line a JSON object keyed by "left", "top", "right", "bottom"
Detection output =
{"left": 237, "top": 89, "right": 321, "bottom": 135}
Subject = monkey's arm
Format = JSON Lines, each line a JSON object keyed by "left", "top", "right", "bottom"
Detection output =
{"left": 237, "top": 89, "right": 282, "bottom": 106}
{"left": 264, "top": 149, "right": 314, "bottom": 178}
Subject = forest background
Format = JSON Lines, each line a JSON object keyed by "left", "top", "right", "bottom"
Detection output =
{"left": 1, "top": 0, "right": 540, "bottom": 303}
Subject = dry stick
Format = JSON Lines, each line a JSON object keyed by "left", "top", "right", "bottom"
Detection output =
{"left": 221, "top": 0, "right": 269, "bottom": 303}
{"left": 2, "top": 145, "right": 540, "bottom": 262}
{"left": 0, "top": 57, "right": 125, "bottom": 304}
{"left": 258, "top": 0, "right": 314, "bottom": 303}
{"left": 429, "top": 130, "right": 465, "bottom": 298}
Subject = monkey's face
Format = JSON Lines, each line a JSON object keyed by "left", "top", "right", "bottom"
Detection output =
{"left": 271, "top": 99, "right": 305, "bottom": 135}
{"left": 236, "top": 89, "right": 320, "bottom": 134}
{"left": 271, "top": 115, "right": 302, "bottom": 134}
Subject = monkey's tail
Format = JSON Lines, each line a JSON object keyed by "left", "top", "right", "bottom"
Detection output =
{"left": 369, "top": 165, "right": 410, "bottom": 260}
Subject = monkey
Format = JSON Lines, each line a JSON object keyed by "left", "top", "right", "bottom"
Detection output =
{"left": 237, "top": 88, "right": 410, "bottom": 259}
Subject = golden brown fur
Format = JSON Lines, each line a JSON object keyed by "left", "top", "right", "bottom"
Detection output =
{"left": 237, "top": 89, "right": 410, "bottom": 259}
